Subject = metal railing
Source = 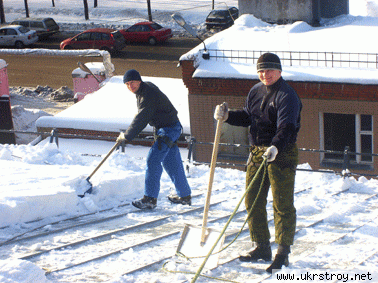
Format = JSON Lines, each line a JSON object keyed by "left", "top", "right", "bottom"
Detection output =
{"left": 1, "top": 128, "right": 377, "bottom": 178}
{"left": 204, "top": 49, "right": 378, "bottom": 69}
{"left": 185, "top": 138, "right": 378, "bottom": 178}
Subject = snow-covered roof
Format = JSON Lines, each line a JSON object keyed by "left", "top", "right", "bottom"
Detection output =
{"left": 181, "top": 14, "right": 378, "bottom": 85}
{"left": 192, "top": 60, "right": 378, "bottom": 85}
{"left": 36, "top": 76, "right": 191, "bottom": 135}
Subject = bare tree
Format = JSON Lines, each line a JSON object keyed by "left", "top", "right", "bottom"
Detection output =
{"left": 83, "top": 0, "right": 89, "bottom": 20}
{"left": 94, "top": 0, "right": 98, "bottom": 8}
{"left": 52, "top": 0, "right": 55, "bottom": 7}
{"left": 147, "top": 0, "right": 152, "bottom": 21}
{"left": 24, "top": 0, "right": 30, "bottom": 17}
{"left": 0, "top": 0, "right": 5, "bottom": 24}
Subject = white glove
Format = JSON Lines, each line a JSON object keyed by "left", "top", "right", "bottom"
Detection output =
{"left": 263, "top": 145, "right": 278, "bottom": 162}
{"left": 214, "top": 102, "right": 229, "bottom": 121}
{"left": 116, "top": 132, "right": 126, "bottom": 143}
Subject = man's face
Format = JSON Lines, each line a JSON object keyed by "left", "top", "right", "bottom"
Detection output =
{"left": 258, "top": 69, "right": 281, "bottom": 86}
{"left": 125, "top": 80, "right": 141, "bottom": 93}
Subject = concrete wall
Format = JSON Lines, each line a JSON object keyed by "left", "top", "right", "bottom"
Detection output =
{"left": 320, "top": 0, "right": 349, "bottom": 18}
{"left": 239, "top": 0, "right": 317, "bottom": 24}
{"left": 238, "top": 0, "right": 349, "bottom": 25}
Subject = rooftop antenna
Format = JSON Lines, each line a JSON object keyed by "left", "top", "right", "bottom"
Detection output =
{"left": 172, "top": 13, "right": 210, "bottom": 60}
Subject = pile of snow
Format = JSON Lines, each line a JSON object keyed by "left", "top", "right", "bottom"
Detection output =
{"left": 11, "top": 106, "right": 51, "bottom": 144}
{"left": 9, "top": 86, "right": 76, "bottom": 144}
{"left": 10, "top": 86, "right": 74, "bottom": 101}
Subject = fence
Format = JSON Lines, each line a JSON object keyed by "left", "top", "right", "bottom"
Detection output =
{"left": 1, "top": 128, "right": 377, "bottom": 179}
{"left": 204, "top": 49, "right": 378, "bottom": 69}
{"left": 186, "top": 138, "right": 378, "bottom": 178}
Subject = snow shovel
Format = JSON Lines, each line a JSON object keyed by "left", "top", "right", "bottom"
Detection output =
{"left": 176, "top": 106, "right": 226, "bottom": 269}
{"left": 77, "top": 61, "right": 101, "bottom": 84}
{"left": 78, "top": 136, "right": 123, "bottom": 198}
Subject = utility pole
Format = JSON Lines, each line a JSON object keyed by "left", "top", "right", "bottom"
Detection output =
{"left": 52, "top": 0, "right": 55, "bottom": 7}
{"left": 147, "top": 0, "right": 152, "bottom": 21}
{"left": 94, "top": 0, "right": 98, "bottom": 8}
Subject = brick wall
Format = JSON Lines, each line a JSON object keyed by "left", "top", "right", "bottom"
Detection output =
{"left": 181, "top": 59, "right": 378, "bottom": 175}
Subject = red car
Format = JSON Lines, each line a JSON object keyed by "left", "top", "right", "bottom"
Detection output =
{"left": 60, "top": 28, "right": 126, "bottom": 53}
{"left": 119, "top": 22, "right": 173, "bottom": 45}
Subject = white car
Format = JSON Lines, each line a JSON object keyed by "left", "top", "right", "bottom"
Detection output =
{"left": 0, "top": 25, "right": 38, "bottom": 48}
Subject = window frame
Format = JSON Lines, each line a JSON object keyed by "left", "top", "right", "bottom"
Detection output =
{"left": 319, "top": 112, "right": 373, "bottom": 167}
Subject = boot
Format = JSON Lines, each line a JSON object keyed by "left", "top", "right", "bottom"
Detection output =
{"left": 239, "top": 242, "right": 272, "bottom": 262}
{"left": 167, "top": 194, "right": 191, "bottom": 206}
{"left": 132, "top": 195, "right": 157, "bottom": 209}
{"left": 266, "top": 254, "right": 289, "bottom": 274}
{"left": 266, "top": 244, "right": 290, "bottom": 274}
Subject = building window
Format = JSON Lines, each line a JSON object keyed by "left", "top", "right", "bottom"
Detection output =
{"left": 320, "top": 113, "right": 373, "bottom": 166}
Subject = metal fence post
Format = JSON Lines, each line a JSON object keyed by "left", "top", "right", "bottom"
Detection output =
{"left": 342, "top": 146, "right": 351, "bottom": 178}
{"left": 49, "top": 128, "right": 59, "bottom": 147}
{"left": 186, "top": 137, "right": 196, "bottom": 174}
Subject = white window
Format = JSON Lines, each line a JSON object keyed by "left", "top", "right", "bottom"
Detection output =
{"left": 319, "top": 113, "right": 373, "bottom": 164}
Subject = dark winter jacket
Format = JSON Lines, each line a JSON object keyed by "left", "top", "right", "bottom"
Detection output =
{"left": 124, "top": 81, "right": 179, "bottom": 141}
{"left": 226, "top": 77, "right": 302, "bottom": 152}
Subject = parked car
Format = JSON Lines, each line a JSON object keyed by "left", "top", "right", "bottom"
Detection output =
{"left": 60, "top": 28, "right": 126, "bottom": 53}
{"left": 205, "top": 7, "right": 239, "bottom": 30}
{"left": 11, "top": 17, "right": 59, "bottom": 39}
{"left": 119, "top": 22, "right": 173, "bottom": 45}
{"left": 0, "top": 25, "right": 38, "bottom": 48}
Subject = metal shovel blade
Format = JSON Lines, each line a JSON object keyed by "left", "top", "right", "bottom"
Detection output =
{"left": 77, "top": 140, "right": 121, "bottom": 198}
{"left": 77, "top": 178, "right": 93, "bottom": 198}
{"left": 176, "top": 224, "right": 225, "bottom": 269}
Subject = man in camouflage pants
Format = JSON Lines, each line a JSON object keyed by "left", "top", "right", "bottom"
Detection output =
{"left": 214, "top": 53, "right": 302, "bottom": 273}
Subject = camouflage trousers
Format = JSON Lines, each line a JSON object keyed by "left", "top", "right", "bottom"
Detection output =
{"left": 245, "top": 143, "right": 298, "bottom": 246}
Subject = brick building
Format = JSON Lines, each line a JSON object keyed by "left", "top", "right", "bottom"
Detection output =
{"left": 180, "top": 52, "right": 378, "bottom": 176}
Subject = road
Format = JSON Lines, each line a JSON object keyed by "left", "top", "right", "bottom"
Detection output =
{"left": 1, "top": 33, "right": 200, "bottom": 89}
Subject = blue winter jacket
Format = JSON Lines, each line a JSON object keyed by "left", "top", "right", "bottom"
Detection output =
{"left": 226, "top": 77, "right": 302, "bottom": 152}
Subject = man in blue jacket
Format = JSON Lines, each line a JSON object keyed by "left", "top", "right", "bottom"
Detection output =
{"left": 214, "top": 53, "right": 302, "bottom": 273}
{"left": 120, "top": 69, "right": 191, "bottom": 210}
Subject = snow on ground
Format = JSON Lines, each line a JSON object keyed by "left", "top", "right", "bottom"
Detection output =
{"left": 1, "top": 0, "right": 378, "bottom": 282}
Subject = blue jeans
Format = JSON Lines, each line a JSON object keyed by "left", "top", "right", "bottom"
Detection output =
{"left": 144, "top": 121, "right": 191, "bottom": 199}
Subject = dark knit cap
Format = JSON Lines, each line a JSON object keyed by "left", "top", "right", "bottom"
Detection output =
{"left": 257, "top": 53, "right": 282, "bottom": 72}
{"left": 123, "top": 69, "right": 142, "bottom": 83}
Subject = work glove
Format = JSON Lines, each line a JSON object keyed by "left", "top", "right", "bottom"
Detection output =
{"left": 116, "top": 132, "right": 126, "bottom": 143}
{"left": 214, "top": 102, "right": 229, "bottom": 121}
{"left": 263, "top": 145, "right": 278, "bottom": 162}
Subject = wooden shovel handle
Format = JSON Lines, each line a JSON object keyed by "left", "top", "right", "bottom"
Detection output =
{"left": 87, "top": 140, "right": 121, "bottom": 181}
{"left": 201, "top": 118, "right": 224, "bottom": 243}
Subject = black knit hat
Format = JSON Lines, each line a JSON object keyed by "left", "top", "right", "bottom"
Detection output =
{"left": 257, "top": 53, "right": 282, "bottom": 72}
{"left": 123, "top": 69, "right": 142, "bottom": 83}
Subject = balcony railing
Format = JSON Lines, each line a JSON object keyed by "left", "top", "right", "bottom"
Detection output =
{"left": 204, "top": 49, "right": 378, "bottom": 69}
